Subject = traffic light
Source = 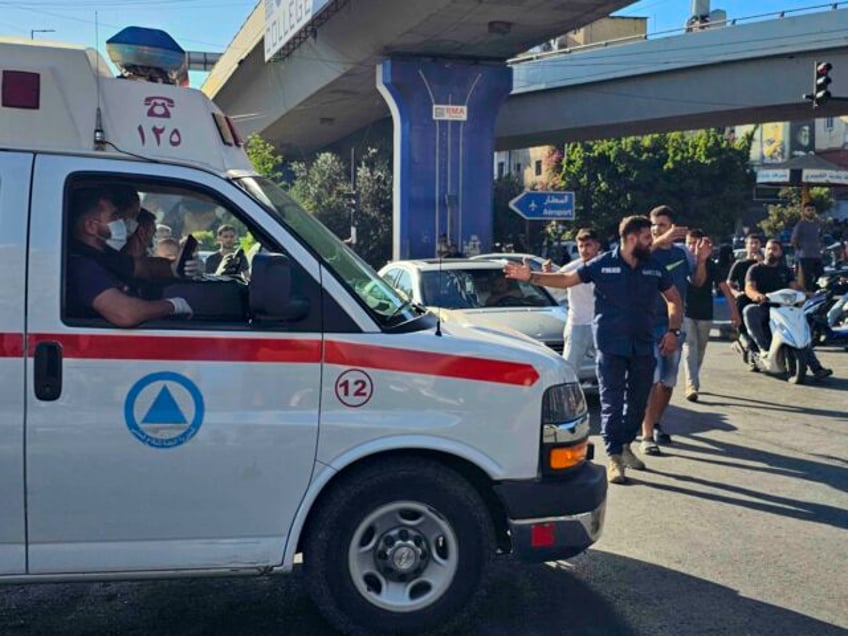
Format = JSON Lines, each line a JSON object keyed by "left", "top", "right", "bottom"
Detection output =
{"left": 812, "top": 61, "right": 832, "bottom": 108}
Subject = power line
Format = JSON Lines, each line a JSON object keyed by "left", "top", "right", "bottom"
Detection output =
{"left": 0, "top": 0, "right": 253, "bottom": 5}
{"left": 2, "top": 4, "right": 254, "bottom": 50}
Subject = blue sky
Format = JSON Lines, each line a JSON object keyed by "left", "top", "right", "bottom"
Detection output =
{"left": 615, "top": 0, "right": 844, "bottom": 33}
{"left": 0, "top": 0, "right": 839, "bottom": 86}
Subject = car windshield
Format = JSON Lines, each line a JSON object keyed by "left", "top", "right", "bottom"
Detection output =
{"left": 234, "top": 176, "right": 417, "bottom": 326}
{"left": 420, "top": 269, "right": 557, "bottom": 309}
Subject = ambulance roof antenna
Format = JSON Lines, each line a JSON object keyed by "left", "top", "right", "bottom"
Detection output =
{"left": 93, "top": 11, "right": 106, "bottom": 150}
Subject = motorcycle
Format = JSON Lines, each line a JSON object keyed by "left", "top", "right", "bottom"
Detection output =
{"left": 805, "top": 268, "right": 848, "bottom": 346}
{"left": 734, "top": 288, "right": 812, "bottom": 384}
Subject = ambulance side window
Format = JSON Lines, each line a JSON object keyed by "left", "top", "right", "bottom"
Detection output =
{"left": 62, "top": 177, "right": 322, "bottom": 332}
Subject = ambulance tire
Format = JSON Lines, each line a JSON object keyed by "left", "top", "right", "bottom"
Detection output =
{"left": 304, "top": 458, "right": 495, "bottom": 634}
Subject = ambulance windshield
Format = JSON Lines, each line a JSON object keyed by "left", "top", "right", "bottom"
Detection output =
{"left": 235, "top": 176, "right": 419, "bottom": 326}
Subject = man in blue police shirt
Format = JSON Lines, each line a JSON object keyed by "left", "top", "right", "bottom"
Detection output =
{"left": 505, "top": 216, "right": 683, "bottom": 484}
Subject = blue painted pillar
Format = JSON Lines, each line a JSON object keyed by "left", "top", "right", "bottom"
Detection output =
{"left": 377, "top": 59, "right": 512, "bottom": 259}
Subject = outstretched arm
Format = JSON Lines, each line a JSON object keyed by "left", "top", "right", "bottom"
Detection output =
{"left": 503, "top": 260, "right": 582, "bottom": 289}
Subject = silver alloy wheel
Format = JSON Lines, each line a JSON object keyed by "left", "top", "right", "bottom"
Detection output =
{"left": 347, "top": 500, "right": 459, "bottom": 613}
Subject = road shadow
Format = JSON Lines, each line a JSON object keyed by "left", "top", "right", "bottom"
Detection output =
{"left": 652, "top": 433, "right": 848, "bottom": 526}
{"left": 697, "top": 389, "right": 848, "bottom": 419}
{"left": 645, "top": 466, "right": 848, "bottom": 531}
{"left": 456, "top": 550, "right": 847, "bottom": 635}
{"left": 2, "top": 552, "right": 844, "bottom": 635}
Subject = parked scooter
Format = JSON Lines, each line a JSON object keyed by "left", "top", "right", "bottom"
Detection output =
{"left": 734, "top": 288, "right": 812, "bottom": 384}
{"left": 805, "top": 268, "right": 848, "bottom": 346}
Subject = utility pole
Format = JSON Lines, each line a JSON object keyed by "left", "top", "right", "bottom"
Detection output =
{"left": 348, "top": 147, "right": 357, "bottom": 247}
{"left": 30, "top": 29, "right": 55, "bottom": 40}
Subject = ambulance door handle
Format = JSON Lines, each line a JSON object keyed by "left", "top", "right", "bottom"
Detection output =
{"left": 34, "top": 341, "right": 63, "bottom": 401}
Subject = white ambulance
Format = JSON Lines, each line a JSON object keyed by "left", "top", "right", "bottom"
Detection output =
{"left": 0, "top": 29, "right": 606, "bottom": 634}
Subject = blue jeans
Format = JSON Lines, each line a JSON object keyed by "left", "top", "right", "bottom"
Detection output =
{"left": 597, "top": 352, "right": 656, "bottom": 456}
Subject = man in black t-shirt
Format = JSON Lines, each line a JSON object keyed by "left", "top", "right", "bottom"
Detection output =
{"left": 727, "top": 234, "right": 762, "bottom": 315}
{"left": 682, "top": 230, "right": 740, "bottom": 401}
{"left": 743, "top": 239, "right": 832, "bottom": 379}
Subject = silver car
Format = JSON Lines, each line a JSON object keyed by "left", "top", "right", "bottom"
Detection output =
{"left": 378, "top": 259, "right": 598, "bottom": 392}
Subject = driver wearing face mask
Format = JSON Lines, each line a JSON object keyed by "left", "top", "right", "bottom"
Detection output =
{"left": 67, "top": 187, "right": 200, "bottom": 327}
{"left": 106, "top": 184, "right": 143, "bottom": 251}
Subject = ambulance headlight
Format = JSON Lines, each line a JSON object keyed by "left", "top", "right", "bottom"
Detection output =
{"left": 542, "top": 382, "right": 587, "bottom": 425}
{"left": 541, "top": 383, "right": 590, "bottom": 473}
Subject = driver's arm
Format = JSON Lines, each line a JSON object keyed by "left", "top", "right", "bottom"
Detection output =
{"left": 92, "top": 288, "right": 189, "bottom": 328}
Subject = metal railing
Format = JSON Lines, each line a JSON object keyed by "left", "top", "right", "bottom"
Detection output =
{"left": 509, "top": 2, "right": 848, "bottom": 64}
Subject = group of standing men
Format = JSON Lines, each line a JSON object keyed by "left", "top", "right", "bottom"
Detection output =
{"left": 504, "top": 203, "right": 831, "bottom": 486}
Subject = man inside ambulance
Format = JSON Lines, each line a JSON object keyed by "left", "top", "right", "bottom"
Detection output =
{"left": 67, "top": 187, "right": 198, "bottom": 327}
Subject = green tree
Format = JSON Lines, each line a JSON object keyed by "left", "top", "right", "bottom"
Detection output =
{"left": 492, "top": 175, "right": 526, "bottom": 249}
{"left": 353, "top": 147, "right": 393, "bottom": 268}
{"left": 560, "top": 129, "right": 755, "bottom": 240}
{"left": 759, "top": 187, "right": 833, "bottom": 237}
{"left": 289, "top": 149, "right": 393, "bottom": 269}
{"left": 289, "top": 152, "right": 350, "bottom": 240}
{"left": 244, "top": 133, "right": 283, "bottom": 183}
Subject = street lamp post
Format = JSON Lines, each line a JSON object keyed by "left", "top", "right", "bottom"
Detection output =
{"left": 30, "top": 29, "right": 56, "bottom": 40}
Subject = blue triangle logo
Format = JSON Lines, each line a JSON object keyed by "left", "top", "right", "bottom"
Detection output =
{"left": 142, "top": 386, "right": 187, "bottom": 425}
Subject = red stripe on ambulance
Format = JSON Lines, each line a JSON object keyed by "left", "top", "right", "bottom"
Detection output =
{"left": 6, "top": 334, "right": 539, "bottom": 386}
{"left": 26, "top": 333, "right": 323, "bottom": 363}
{"left": 325, "top": 341, "right": 539, "bottom": 386}
{"left": 1, "top": 333, "right": 24, "bottom": 357}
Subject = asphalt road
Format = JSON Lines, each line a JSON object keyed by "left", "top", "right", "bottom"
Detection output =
{"left": 1, "top": 340, "right": 846, "bottom": 635}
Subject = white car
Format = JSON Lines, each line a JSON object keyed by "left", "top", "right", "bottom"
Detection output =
{"left": 471, "top": 253, "right": 569, "bottom": 307}
{"left": 379, "top": 259, "right": 598, "bottom": 392}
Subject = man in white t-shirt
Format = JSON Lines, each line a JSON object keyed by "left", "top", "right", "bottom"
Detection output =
{"left": 545, "top": 228, "right": 601, "bottom": 370}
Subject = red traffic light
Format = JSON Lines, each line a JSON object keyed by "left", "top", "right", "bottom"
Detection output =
{"left": 816, "top": 62, "right": 833, "bottom": 76}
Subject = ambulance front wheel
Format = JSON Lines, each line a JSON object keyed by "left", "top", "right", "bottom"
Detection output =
{"left": 304, "top": 458, "right": 495, "bottom": 634}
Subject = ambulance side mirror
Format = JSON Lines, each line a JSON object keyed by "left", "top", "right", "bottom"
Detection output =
{"left": 249, "top": 253, "right": 309, "bottom": 323}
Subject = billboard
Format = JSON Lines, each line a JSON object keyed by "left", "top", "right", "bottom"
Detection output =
{"left": 789, "top": 120, "right": 815, "bottom": 158}
{"left": 264, "top": 0, "right": 331, "bottom": 61}
{"left": 760, "top": 121, "right": 787, "bottom": 164}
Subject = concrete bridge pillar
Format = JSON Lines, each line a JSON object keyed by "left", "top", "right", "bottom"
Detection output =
{"left": 377, "top": 58, "right": 512, "bottom": 260}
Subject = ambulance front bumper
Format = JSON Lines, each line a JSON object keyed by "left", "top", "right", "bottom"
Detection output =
{"left": 494, "top": 462, "right": 607, "bottom": 562}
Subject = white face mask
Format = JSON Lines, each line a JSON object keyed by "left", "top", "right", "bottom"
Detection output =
{"left": 105, "top": 220, "right": 128, "bottom": 251}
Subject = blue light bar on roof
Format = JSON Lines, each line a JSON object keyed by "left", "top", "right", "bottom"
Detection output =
{"left": 106, "top": 27, "right": 188, "bottom": 86}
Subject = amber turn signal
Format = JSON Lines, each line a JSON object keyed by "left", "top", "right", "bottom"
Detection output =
{"left": 549, "top": 442, "right": 588, "bottom": 469}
